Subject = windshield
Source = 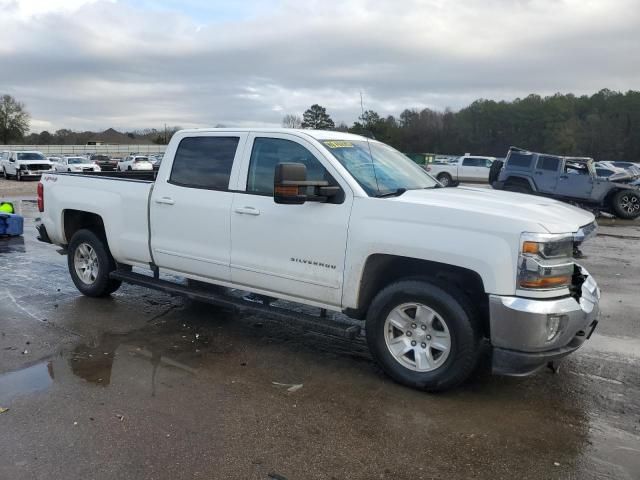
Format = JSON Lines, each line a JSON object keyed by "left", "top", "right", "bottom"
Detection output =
{"left": 68, "top": 157, "right": 91, "bottom": 164}
{"left": 322, "top": 140, "right": 438, "bottom": 196}
{"left": 17, "top": 152, "right": 45, "bottom": 161}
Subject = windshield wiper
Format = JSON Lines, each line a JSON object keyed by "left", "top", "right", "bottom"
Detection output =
{"left": 375, "top": 188, "right": 407, "bottom": 198}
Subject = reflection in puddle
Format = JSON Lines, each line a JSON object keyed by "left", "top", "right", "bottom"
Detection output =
{"left": 0, "top": 361, "right": 54, "bottom": 403}
{"left": 69, "top": 333, "right": 197, "bottom": 396}
{"left": 0, "top": 236, "right": 25, "bottom": 253}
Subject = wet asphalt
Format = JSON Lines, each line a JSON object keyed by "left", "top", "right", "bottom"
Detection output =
{"left": 1, "top": 199, "right": 639, "bottom": 480}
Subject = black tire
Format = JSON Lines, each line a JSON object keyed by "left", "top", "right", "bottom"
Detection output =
{"left": 611, "top": 189, "right": 640, "bottom": 219}
{"left": 127, "top": 166, "right": 132, "bottom": 171}
{"left": 365, "top": 279, "right": 480, "bottom": 392}
{"left": 503, "top": 181, "right": 531, "bottom": 194}
{"left": 67, "top": 229, "right": 122, "bottom": 297}
{"left": 67, "top": 168, "right": 71, "bottom": 172}
{"left": 488, "top": 159, "right": 504, "bottom": 185}
{"left": 16, "top": 170, "right": 22, "bottom": 181}
{"left": 437, "top": 173, "right": 453, "bottom": 187}
{"left": 2, "top": 168, "right": 8, "bottom": 179}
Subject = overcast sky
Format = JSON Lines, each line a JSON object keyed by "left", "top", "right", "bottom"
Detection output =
{"left": 0, "top": 0, "right": 638, "bottom": 133}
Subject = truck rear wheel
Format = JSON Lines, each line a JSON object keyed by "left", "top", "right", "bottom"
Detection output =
{"left": 612, "top": 190, "right": 640, "bottom": 219}
{"left": 437, "top": 173, "right": 452, "bottom": 187}
{"left": 68, "top": 229, "right": 122, "bottom": 297}
{"left": 365, "top": 280, "right": 480, "bottom": 392}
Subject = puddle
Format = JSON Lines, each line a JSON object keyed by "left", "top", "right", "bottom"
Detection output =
{"left": 0, "top": 361, "right": 54, "bottom": 404}
{"left": 0, "top": 236, "right": 25, "bottom": 253}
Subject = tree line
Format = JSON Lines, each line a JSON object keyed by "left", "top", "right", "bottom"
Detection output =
{"left": 291, "top": 90, "right": 640, "bottom": 160}
{"left": 2, "top": 89, "right": 640, "bottom": 160}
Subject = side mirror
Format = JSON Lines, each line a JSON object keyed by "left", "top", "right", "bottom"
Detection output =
{"left": 274, "top": 163, "right": 308, "bottom": 204}
{"left": 9, "top": 157, "right": 15, "bottom": 162}
{"left": 274, "top": 162, "right": 343, "bottom": 205}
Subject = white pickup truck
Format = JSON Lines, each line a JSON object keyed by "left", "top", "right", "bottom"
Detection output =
{"left": 36, "top": 129, "right": 600, "bottom": 391}
{"left": 426, "top": 155, "right": 496, "bottom": 187}
{"left": 2, "top": 150, "right": 54, "bottom": 180}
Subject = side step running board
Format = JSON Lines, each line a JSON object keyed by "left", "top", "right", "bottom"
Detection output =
{"left": 110, "top": 270, "right": 361, "bottom": 340}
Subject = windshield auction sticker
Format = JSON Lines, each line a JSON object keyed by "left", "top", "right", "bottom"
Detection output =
{"left": 323, "top": 141, "right": 353, "bottom": 148}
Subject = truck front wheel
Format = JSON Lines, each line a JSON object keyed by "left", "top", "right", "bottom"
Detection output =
{"left": 436, "top": 173, "right": 452, "bottom": 187}
{"left": 612, "top": 190, "right": 640, "bottom": 219}
{"left": 366, "top": 280, "right": 480, "bottom": 392}
{"left": 68, "top": 229, "right": 122, "bottom": 297}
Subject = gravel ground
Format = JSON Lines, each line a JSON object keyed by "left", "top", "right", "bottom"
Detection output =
{"left": 0, "top": 177, "right": 39, "bottom": 198}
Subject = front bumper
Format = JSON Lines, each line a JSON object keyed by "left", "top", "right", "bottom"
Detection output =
{"left": 490, "top": 265, "right": 600, "bottom": 375}
{"left": 20, "top": 170, "right": 54, "bottom": 177}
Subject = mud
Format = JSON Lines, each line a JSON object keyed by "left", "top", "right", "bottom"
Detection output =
{"left": 0, "top": 198, "right": 639, "bottom": 479}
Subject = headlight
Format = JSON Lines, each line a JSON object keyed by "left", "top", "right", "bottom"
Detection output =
{"left": 518, "top": 233, "right": 574, "bottom": 290}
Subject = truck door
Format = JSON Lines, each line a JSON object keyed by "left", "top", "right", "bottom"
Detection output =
{"left": 460, "top": 157, "right": 487, "bottom": 181}
{"left": 533, "top": 155, "right": 560, "bottom": 193}
{"left": 557, "top": 160, "right": 594, "bottom": 200}
{"left": 149, "top": 132, "right": 248, "bottom": 282}
{"left": 230, "top": 133, "right": 353, "bottom": 307}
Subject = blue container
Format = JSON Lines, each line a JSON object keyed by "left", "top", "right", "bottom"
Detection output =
{"left": 0, "top": 213, "right": 24, "bottom": 236}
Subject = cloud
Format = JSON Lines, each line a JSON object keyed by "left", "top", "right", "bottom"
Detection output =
{"left": 0, "top": 0, "right": 638, "bottom": 132}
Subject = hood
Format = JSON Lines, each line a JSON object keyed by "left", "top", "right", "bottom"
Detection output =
{"left": 394, "top": 186, "right": 595, "bottom": 234}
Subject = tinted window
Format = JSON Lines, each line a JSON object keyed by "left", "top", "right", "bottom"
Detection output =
{"left": 247, "top": 137, "right": 330, "bottom": 195}
{"left": 170, "top": 136, "right": 239, "bottom": 190}
{"left": 536, "top": 155, "right": 560, "bottom": 171}
{"left": 507, "top": 152, "right": 533, "bottom": 168}
{"left": 17, "top": 152, "right": 45, "bottom": 160}
{"left": 462, "top": 158, "right": 481, "bottom": 167}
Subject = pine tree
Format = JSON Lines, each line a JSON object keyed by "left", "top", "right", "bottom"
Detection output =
{"left": 301, "top": 104, "right": 335, "bottom": 130}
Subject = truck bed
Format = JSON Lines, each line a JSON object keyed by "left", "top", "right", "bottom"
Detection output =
{"left": 40, "top": 171, "right": 156, "bottom": 266}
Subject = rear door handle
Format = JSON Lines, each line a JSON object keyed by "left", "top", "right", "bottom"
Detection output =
{"left": 155, "top": 197, "right": 175, "bottom": 205}
{"left": 234, "top": 206, "right": 260, "bottom": 216}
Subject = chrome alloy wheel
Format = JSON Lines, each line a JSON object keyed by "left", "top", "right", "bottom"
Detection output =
{"left": 74, "top": 242, "right": 99, "bottom": 285}
{"left": 620, "top": 194, "right": 639, "bottom": 214}
{"left": 384, "top": 303, "right": 452, "bottom": 372}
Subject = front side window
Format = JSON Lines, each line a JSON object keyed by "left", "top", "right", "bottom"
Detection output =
{"left": 170, "top": 136, "right": 239, "bottom": 190}
{"left": 247, "top": 137, "right": 331, "bottom": 195}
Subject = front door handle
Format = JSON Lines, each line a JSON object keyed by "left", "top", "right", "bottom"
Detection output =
{"left": 155, "top": 197, "right": 175, "bottom": 205}
{"left": 234, "top": 206, "right": 260, "bottom": 216}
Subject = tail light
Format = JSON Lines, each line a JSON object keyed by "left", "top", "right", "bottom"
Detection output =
{"left": 37, "top": 182, "right": 44, "bottom": 212}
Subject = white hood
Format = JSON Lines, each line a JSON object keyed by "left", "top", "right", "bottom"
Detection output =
{"left": 394, "top": 186, "right": 595, "bottom": 234}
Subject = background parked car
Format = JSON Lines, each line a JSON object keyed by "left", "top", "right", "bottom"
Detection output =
{"left": 53, "top": 156, "right": 101, "bottom": 173}
{"left": 426, "top": 155, "right": 495, "bottom": 186}
{"left": 117, "top": 155, "right": 154, "bottom": 171}
{"left": 1, "top": 150, "right": 54, "bottom": 180}
{"left": 90, "top": 154, "right": 118, "bottom": 171}
{"left": 596, "top": 160, "right": 640, "bottom": 177}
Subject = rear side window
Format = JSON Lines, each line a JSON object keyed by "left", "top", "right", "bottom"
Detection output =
{"left": 246, "top": 137, "right": 330, "bottom": 195}
{"left": 462, "top": 158, "right": 481, "bottom": 166}
{"left": 536, "top": 155, "right": 560, "bottom": 171}
{"left": 170, "top": 136, "right": 240, "bottom": 190}
{"left": 507, "top": 152, "right": 533, "bottom": 169}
